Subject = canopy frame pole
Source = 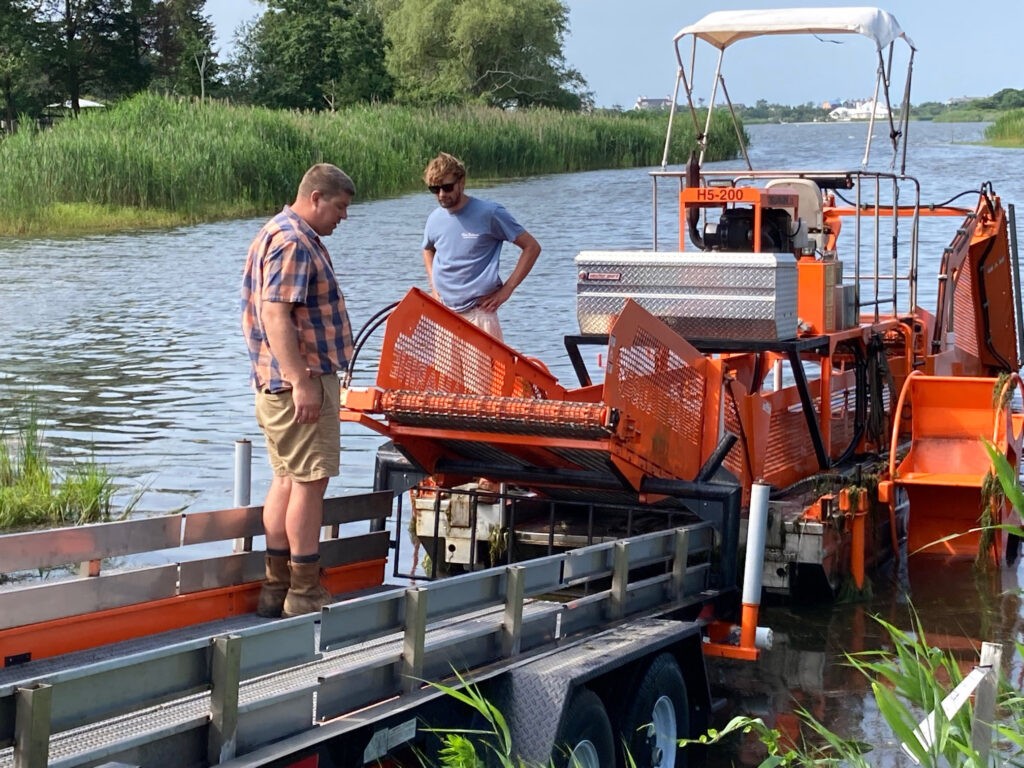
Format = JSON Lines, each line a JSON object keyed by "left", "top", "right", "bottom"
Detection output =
{"left": 698, "top": 48, "right": 724, "bottom": 166}
{"left": 861, "top": 61, "right": 884, "bottom": 168}
{"left": 718, "top": 74, "right": 751, "bottom": 171}
{"left": 661, "top": 70, "right": 685, "bottom": 170}
{"left": 899, "top": 49, "right": 915, "bottom": 176}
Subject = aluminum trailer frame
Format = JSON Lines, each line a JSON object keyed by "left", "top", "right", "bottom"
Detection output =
{"left": 1, "top": 485, "right": 738, "bottom": 767}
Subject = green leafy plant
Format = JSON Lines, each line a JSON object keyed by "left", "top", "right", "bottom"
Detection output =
{"left": 421, "top": 670, "right": 518, "bottom": 768}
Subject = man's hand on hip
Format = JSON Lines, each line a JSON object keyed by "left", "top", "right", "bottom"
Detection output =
{"left": 291, "top": 377, "right": 321, "bottom": 424}
{"left": 476, "top": 284, "right": 512, "bottom": 312}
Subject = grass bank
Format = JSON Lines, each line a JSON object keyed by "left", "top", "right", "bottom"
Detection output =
{"left": 0, "top": 93, "right": 746, "bottom": 236}
{"left": 985, "top": 108, "right": 1024, "bottom": 146}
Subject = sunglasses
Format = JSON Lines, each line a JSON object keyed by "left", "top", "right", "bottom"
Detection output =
{"left": 428, "top": 181, "right": 458, "bottom": 194}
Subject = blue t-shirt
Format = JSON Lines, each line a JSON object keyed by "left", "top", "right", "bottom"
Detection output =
{"left": 422, "top": 197, "right": 525, "bottom": 312}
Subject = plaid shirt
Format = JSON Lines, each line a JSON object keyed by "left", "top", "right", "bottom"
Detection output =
{"left": 241, "top": 206, "right": 354, "bottom": 392}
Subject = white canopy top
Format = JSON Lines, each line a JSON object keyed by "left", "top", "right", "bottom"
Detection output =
{"left": 674, "top": 7, "right": 915, "bottom": 51}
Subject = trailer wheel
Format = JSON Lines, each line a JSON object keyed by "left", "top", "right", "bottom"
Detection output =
{"left": 552, "top": 688, "right": 615, "bottom": 768}
{"left": 618, "top": 653, "right": 689, "bottom": 768}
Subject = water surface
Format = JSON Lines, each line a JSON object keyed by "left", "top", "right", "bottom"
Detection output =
{"left": 2, "top": 120, "right": 1023, "bottom": 763}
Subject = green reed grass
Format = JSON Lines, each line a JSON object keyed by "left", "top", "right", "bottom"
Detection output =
{"left": 0, "top": 93, "right": 745, "bottom": 236}
{"left": 0, "top": 405, "right": 117, "bottom": 530}
{"left": 985, "top": 108, "right": 1024, "bottom": 146}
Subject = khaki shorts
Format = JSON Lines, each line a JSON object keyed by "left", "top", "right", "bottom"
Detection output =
{"left": 255, "top": 375, "right": 340, "bottom": 481}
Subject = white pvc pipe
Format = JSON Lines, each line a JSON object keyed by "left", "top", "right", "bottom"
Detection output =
{"left": 234, "top": 439, "right": 252, "bottom": 508}
{"left": 742, "top": 482, "right": 770, "bottom": 605}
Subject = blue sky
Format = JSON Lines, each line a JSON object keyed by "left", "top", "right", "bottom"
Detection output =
{"left": 204, "top": 0, "right": 1023, "bottom": 109}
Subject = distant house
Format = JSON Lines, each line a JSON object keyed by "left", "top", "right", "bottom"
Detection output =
{"left": 946, "top": 95, "right": 984, "bottom": 105}
{"left": 828, "top": 99, "right": 890, "bottom": 121}
{"left": 633, "top": 96, "right": 675, "bottom": 111}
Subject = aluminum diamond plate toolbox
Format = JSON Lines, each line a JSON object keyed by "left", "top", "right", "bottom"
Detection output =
{"left": 576, "top": 250, "right": 798, "bottom": 340}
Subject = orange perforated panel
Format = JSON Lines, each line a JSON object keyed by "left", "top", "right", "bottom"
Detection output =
{"left": 951, "top": 262, "right": 979, "bottom": 359}
{"left": 378, "top": 288, "right": 567, "bottom": 400}
{"left": 604, "top": 300, "right": 715, "bottom": 482}
{"left": 764, "top": 403, "right": 820, "bottom": 483}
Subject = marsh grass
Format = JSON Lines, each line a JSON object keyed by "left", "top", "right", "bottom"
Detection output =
{"left": 985, "top": 109, "right": 1024, "bottom": 146}
{"left": 0, "top": 404, "right": 121, "bottom": 530}
{"left": 0, "top": 94, "right": 745, "bottom": 235}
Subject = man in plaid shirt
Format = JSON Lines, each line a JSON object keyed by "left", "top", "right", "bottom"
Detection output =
{"left": 241, "top": 163, "right": 355, "bottom": 617}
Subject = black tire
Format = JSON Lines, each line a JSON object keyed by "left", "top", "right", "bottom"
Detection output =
{"left": 552, "top": 688, "right": 616, "bottom": 768}
{"left": 617, "top": 654, "right": 689, "bottom": 768}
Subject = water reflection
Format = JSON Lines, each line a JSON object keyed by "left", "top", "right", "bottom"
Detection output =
{"left": 707, "top": 557, "right": 1024, "bottom": 765}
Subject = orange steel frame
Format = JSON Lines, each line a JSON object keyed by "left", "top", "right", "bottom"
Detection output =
{"left": 881, "top": 372, "right": 1024, "bottom": 564}
{"left": 0, "top": 559, "right": 385, "bottom": 665}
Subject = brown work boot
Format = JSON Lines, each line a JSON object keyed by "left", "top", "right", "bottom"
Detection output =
{"left": 282, "top": 558, "right": 332, "bottom": 617}
{"left": 256, "top": 553, "right": 290, "bottom": 618}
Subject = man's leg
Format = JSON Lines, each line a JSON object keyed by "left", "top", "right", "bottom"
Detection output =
{"left": 282, "top": 476, "right": 332, "bottom": 617}
{"left": 257, "top": 475, "right": 293, "bottom": 618}
{"left": 460, "top": 307, "right": 503, "bottom": 497}
{"left": 262, "top": 475, "right": 292, "bottom": 551}
{"left": 285, "top": 477, "right": 329, "bottom": 557}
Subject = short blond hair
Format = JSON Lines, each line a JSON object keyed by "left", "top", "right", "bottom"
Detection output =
{"left": 423, "top": 152, "right": 466, "bottom": 185}
{"left": 298, "top": 163, "right": 355, "bottom": 199}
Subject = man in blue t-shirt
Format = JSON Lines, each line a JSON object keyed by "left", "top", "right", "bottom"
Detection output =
{"left": 421, "top": 152, "right": 541, "bottom": 341}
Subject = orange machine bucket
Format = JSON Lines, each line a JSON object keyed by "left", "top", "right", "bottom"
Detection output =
{"left": 888, "top": 372, "right": 1023, "bottom": 560}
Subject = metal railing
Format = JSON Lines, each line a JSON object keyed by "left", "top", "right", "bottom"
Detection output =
{"left": 0, "top": 492, "right": 391, "bottom": 632}
{"left": 649, "top": 168, "right": 924, "bottom": 321}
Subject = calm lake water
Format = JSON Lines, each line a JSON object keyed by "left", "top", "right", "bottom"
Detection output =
{"left": 2, "top": 120, "right": 1023, "bottom": 762}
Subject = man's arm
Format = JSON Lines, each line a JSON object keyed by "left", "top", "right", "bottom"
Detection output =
{"left": 422, "top": 248, "right": 441, "bottom": 301}
{"left": 261, "top": 301, "right": 320, "bottom": 424}
{"left": 476, "top": 230, "right": 541, "bottom": 312}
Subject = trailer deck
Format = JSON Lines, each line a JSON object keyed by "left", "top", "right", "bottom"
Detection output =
{"left": 1, "top": 508, "right": 726, "bottom": 767}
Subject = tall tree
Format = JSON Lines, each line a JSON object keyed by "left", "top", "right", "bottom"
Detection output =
{"left": 42, "top": 0, "right": 93, "bottom": 115}
{"left": 149, "top": 0, "right": 218, "bottom": 97}
{"left": 42, "top": 0, "right": 155, "bottom": 113}
{"left": 380, "top": 0, "right": 589, "bottom": 109}
{"left": 229, "top": 0, "right": 393, "bottom": 110}
{"left": 0, "top": 0, "right": 44, "bottom": 131}
{"left": 92, "top": 0, "right": 153, "bottom": 98}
